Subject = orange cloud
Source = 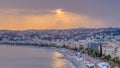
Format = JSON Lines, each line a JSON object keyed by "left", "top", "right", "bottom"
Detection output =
{"left": 0, "top": 9, "right": 105, "bottom": 30}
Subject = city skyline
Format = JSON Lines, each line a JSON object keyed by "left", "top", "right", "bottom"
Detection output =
{"left": 0, "top": 0, "right": 120, "bottom": 30}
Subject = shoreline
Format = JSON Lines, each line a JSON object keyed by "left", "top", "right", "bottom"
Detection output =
{"left": 41, "top": 47, "right": 88, "bottom": 68}
{"left": 0, "top": 44, "right": 88, "bottom": 68}
{"left": 54, "top": 48, "right": 88, "bottom": 68}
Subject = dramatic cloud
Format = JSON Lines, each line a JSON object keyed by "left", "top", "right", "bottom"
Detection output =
{"left": 0, "top": 9, "right": 105, "bottom": 30}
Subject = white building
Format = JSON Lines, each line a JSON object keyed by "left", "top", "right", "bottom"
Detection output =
{"left": 97, "top": 62, "right": 110, "bottom": 68}
{"left": 102, "top": 44, "right": 117, "bottom": 58}
{"left": 115, "top": 45, "right": 120, "bottom": 58}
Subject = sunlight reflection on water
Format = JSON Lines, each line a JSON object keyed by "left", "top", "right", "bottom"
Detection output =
{"left": 52, "top": 52, "right": 66, "bottom": 68}
{"left": 0, "top": 45, "right": 75, "bottom": 68}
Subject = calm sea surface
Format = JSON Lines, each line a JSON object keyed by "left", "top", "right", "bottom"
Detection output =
{"left": 0, "top": 45, "right": 75, "bottom": 68}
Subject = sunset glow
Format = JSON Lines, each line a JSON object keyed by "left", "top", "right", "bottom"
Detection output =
{"left": 0, "top": 0, "right": 118, "bottom": 30}
{"left": 54, "top": 9, "right": 64, "bottom": 15}
{"left": 0, "top": 8, "right": 104, "bottom": 30}
{"left": 0, "top": 1, "right": 119, "bottom": 68}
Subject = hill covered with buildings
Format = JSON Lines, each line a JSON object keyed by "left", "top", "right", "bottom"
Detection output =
{"left": 0, "top": 27, "right": 120, "bottom": 67}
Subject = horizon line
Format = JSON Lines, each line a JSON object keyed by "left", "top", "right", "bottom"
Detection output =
{"left": 0, "top": 27, "right": 119, "bottom": 31}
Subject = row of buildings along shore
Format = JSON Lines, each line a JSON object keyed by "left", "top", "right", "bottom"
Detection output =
{"left": 0, "top": 28, "right": 120, "bottom": 59}
{"left": 0, "top": 39, "right": 120, "bottom": 59}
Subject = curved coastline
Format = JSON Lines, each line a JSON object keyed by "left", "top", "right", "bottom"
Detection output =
{"left": 0, "top": 44, "right": 78, "bottom": 68}
{"left": 53, "top": 48, "right": 88, "bottom": 68}
{"left": 0, "top": 44, "right": 87, "bottom": 68}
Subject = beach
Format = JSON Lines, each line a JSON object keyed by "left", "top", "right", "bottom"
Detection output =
{"left": 47, "top": 47, "right": 88, "bottom": 68}
{"left": 0, "top": 45, "right": 76, "bottom": 68}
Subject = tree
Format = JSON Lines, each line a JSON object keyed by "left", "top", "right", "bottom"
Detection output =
{"left": 85, "top": 48, "right": 98, "bottom": 58}
{"left": 118, "top": 60, "right": 120, "bottom": 67}
{"left": 108, "top": 60, "right": 114, "bottom": 67}
{"left": 73, "top": 47, "right": 79, "bottom": 52}
{"left": 79, "top": 45, "right": 84, "bottom": 50}
{"left": 112, "top": 57, "right": 120, "bottom": 64}
{"left": 105, "top": 55, "right": 111, "bottom": 61}
{"left": 100, "top": 55, "right": 105, "bottom": 61}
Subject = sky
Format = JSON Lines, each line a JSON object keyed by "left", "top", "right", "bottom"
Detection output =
{"left": 0, "top": 0, "right": 120, "bottom": 30}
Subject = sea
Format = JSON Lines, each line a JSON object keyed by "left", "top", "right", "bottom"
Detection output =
{"left": 0, "top": 45, "right": 76, "bottom": 68}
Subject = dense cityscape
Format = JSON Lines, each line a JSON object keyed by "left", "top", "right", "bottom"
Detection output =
{"left": 0, "top": 27, "right": 120, "bottom": 68}
{"left": 0, "top": 0, "right": 120, "bottom": 68}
